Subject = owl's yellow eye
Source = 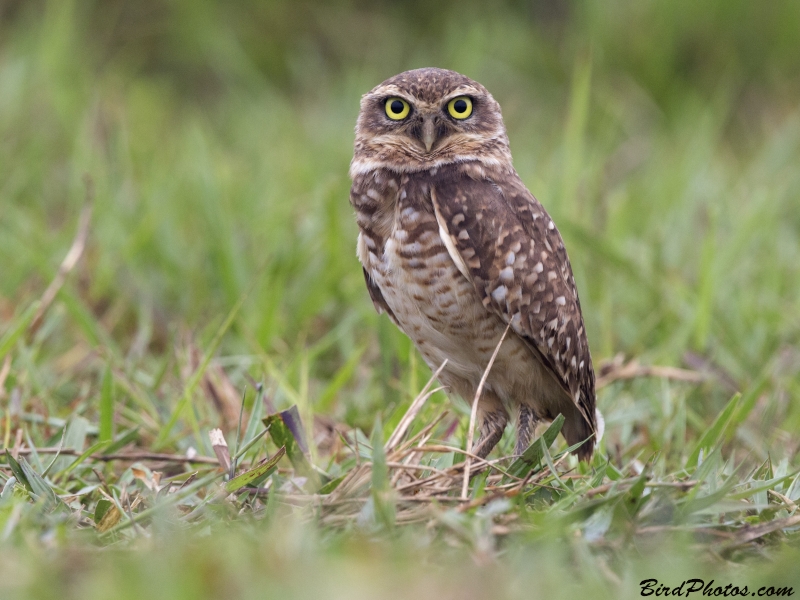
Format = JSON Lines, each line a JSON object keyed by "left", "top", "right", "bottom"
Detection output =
{"left": 385, "top": 97, "right": 410, "bottom": 120}
{"left": 447, "top": 96, "right": 473, "bottom": 119}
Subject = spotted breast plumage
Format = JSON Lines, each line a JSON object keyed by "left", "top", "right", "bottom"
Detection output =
{"left": 350, "top": 68, "right": 601, "bottom": 461}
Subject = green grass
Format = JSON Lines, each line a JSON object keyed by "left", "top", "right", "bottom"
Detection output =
{"left": 1, "top": 1, "right": 800, "bottom": 598}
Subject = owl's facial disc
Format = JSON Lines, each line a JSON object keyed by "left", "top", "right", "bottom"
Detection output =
{"left": 352, "top": 69, "right": 512, "bottom": 173}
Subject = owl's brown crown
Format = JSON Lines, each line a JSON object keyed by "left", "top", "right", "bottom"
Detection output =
{"left": 378, "top": 68, "right": 477, "bottom": 103}
{"left": 350, "top": 68, "right": 512, "bottom": 176}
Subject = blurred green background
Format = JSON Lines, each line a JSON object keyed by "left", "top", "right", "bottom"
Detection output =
{"left": 2, "top": 0, "right": 799, "bottom": 392}
{"left": 1, "top": 0, "right": 800, "bottom": 597}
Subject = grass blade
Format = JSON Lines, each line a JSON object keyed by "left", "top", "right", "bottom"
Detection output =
{"left": 225, "top": 446, "right": 285, "bottom": 493}
{"left": 508, "top": 414, "right": 565, "bottom": 478}
{"left": 686, "top": 393, "right": 741, "bottom": 470}
{"left": 52, "top": 416, "right": 89, "bottom": 474}
{"left": 5, "top": 451, "right": 32, "bottom": 493}
{"left": 99, "top": 470, "right": 223, "bottom": 537}
{"left": 370, "top": 416, "right": 394, "bottom": 530}
{"left": 316, "top": 346, "right": 365, "bottom": 412}
{"left": 103, "top": 428, "right": 139, "bottom": 454}
{"left": 99, "top": 363, "right": 114, "bottom": 443}
{"left": 241, "top": 384, "right": 266, "bottom": 447}
{"left": 0, "top": 302, "right": 39, "bottom": 363}
{"left": 55, "top": 441, "right": 111, "bottom": 482}
{"left": 18, "top": 457, "right": 66, "bottom": 512}
{"left": 263, "top": 407, "right": 322, "bottom": 491}
{"left": 155, "top": 289, "right": 248, "bottom": 448}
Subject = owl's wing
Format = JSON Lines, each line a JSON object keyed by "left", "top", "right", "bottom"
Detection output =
{"left": 361, "top": 266, "right": 400, "bottom": 327}
{"left": 431, "top": 171, "right": 596, "bottom": 440}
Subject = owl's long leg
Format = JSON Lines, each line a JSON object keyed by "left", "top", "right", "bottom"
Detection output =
{"left": 515, "top": 405, "right": 538, "bottom": 456}
{"left": 472, "top": 394, "right": 509, "bottom": 459}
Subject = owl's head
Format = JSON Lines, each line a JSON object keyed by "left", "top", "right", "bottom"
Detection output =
{"left": 351, "top": 68, "right": 512, "bottom": 175}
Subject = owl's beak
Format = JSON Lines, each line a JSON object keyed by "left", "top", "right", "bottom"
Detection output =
{"left": 421, "top": 117, "right": 437, "bottom": 153}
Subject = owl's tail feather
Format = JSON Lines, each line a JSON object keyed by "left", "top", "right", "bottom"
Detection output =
{"left": 563, "top": 406, "right": 603, "bottom": 462}
{"left": 595, "top": 408, "right": 605, "bottom": 446}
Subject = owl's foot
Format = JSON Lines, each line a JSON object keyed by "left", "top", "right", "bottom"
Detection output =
{"left": 514, "top": 405, "right": 538, "bottom": 456}
{"left": 472, "top": 409, "right": 508, "bottom": 459}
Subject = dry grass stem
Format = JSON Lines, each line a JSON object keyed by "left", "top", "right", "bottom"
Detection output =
{"left": 462, "top": 323, "right": 512, "bottom": 499}
{"left": 28, "top": 178, "right": 94, "bottom": 338}
{"left": 596, "top": 358, "right": 708, "bottom": 389}
{"left": 0, "top": 356, "right": 11, "bottom": 398}
{"left": 385, "top": 359, "right": 448, "bottom": 451}
{"left": 14, "top": 447, "right": 219, "bottom": 465}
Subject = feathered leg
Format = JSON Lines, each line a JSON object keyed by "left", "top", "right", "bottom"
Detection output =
{"left": 471, "top": 393, "right": 508, "bottom": 459}
{"left": 515, "top": 405, "right": 538, "bottom": 456}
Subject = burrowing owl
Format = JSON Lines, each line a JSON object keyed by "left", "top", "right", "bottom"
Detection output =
{"left": 350, "top": 68, "right": 599, "bottom": 461}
